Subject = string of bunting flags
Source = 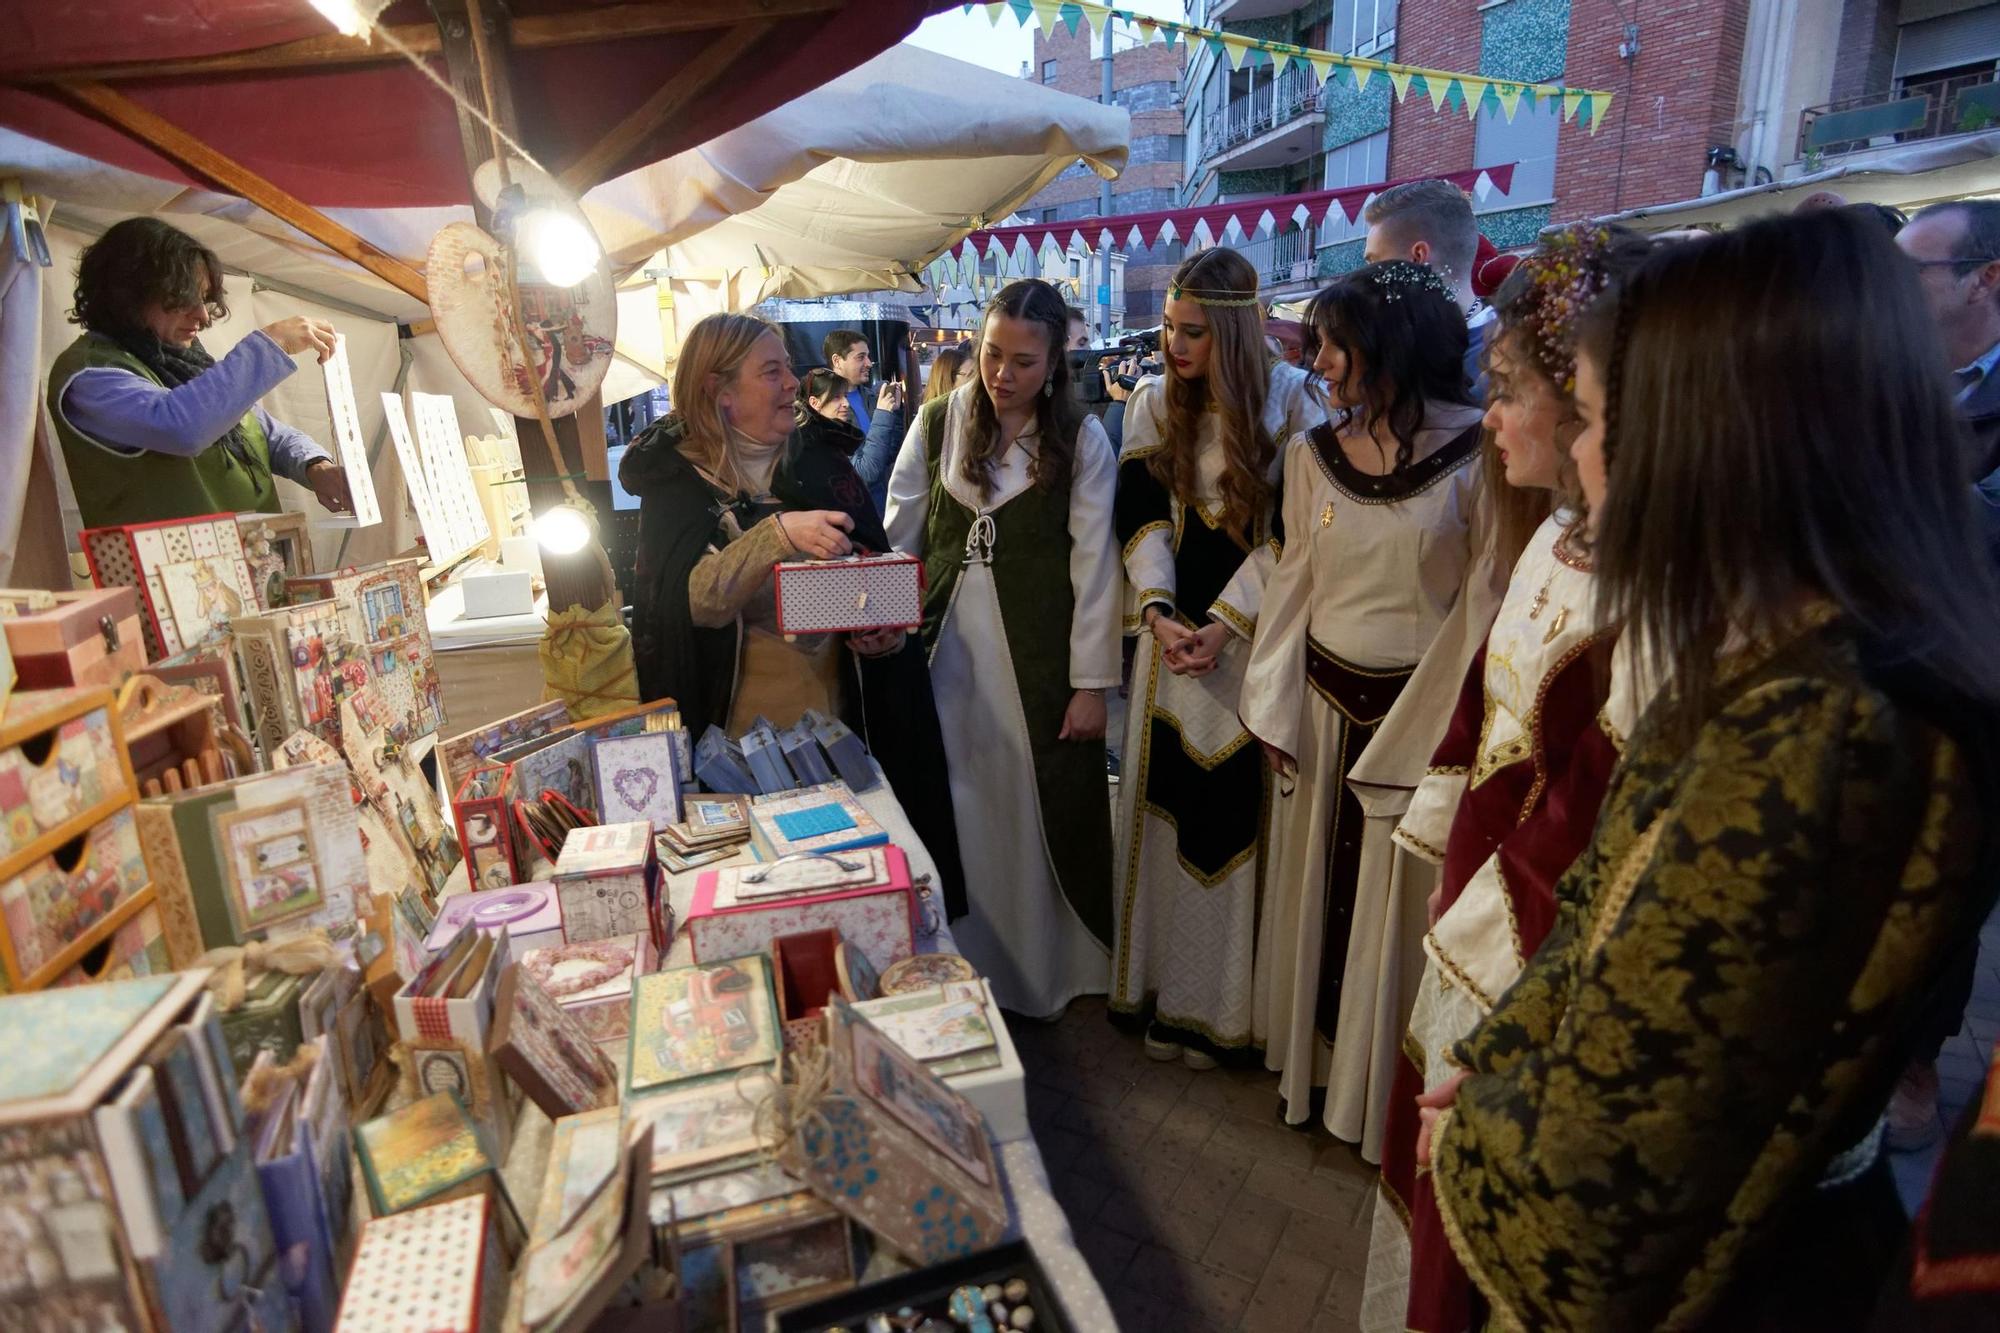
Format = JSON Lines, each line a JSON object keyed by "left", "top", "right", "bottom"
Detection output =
{"left": 969, "top": 1, "right": 1616, "bottom": 132}
{"left": 952, "top": 163, "right": 1513, "bottom": 268}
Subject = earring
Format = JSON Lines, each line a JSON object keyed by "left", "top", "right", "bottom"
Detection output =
{"left": 1043, "top": 378, "right": 1054, "bottom": 398}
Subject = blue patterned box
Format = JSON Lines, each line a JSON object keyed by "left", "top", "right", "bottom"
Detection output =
{"left": 781, "top": 720, "right": 835, "bottom": 787}
{"left": 739, "top": 717, "right": 796, "bottom": 795}
{"left": 804, "top": 708, "right": 877, "bottom": 793}
{"left": 694, "top": 726, "right": 756, "bottom": 796}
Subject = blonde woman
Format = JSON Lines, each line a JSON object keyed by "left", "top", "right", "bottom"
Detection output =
{"left": 885, "top": 279, "right": 1122, "bottom": 1018}
{"left": 1110, "top": 247, "right": 1324, "bottom": 1068}
{"left": 620, "top": 313, "right": 897, "bottom": 736}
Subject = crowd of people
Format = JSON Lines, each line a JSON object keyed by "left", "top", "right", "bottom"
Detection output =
{"left": 622, "top": 180, "right": 2000, "bottom": 1329}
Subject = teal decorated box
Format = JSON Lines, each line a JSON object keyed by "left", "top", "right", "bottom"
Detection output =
{"left": 0, "top": 971, "right": 292, "bottom": 1332}
{"left": 779, "top": 998, "right": 1008, "bottom": 1265}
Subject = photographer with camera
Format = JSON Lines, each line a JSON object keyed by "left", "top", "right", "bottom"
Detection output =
{"left": 824, "top": 329, "right": 904, "bottom": 515}
{"left": 1096, "top": 331, "right": 1161, "bottom": 451}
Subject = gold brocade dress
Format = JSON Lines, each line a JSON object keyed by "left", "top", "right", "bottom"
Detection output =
{"left": 1431, "top": 616, "right": 2000, "bottom": 1330}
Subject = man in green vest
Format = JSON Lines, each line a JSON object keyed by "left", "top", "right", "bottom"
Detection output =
{"left": 46, "top": 216, "right": 357, "bottom": 529}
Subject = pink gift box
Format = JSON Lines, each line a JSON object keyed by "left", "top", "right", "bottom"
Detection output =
{"left": 773, "top": 553, "right": 925, "bottom": 634}
{"left": 687, "top": 845, "right": 918, "bottom": 975}
{"left": 424, "top": 882, "right": 564, "bottom": 955}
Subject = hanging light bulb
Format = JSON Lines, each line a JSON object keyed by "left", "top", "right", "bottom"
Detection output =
{"left": 307, "top": 0, "right": 390, "bottom": 39}
{"left": 532, "top": 504, "right": 594, "bottom": 556}
{"left": 517, "top": 209, "right": 600, "bottom": 288}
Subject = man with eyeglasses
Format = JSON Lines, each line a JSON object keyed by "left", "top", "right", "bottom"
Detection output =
{"left": 1891, "top": 198, "right": 2000, "bottom": 1160}
{"left": 1899, "top": 201, "right": 2000, "bottom": 485}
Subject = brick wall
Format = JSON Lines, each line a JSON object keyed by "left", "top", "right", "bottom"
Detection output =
{"left": 1831, "top": 0, "right": 1901, "bottom": 102}
{"left": 1387, "top": 0, "right": 1483, "bottom": 180}
{"left": 1552, "top": 0, "right": 1753, "bottom": 221}
{"left": 1019, "top": 23, "right": 1186, "bottom": 326}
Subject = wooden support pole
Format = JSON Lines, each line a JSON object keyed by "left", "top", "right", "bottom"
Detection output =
{"left": 555, "top": 18, "right": 777, "bottom": 194}
{"left": 51, "top": 80, "right": 429, "bottom": 305}
{"left": 3, "top": 0, "right": 842, "bottom": 84}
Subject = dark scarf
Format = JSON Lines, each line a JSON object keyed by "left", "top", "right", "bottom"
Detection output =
{"left": 109, "top": 330, "right": 265, "bottom": 477}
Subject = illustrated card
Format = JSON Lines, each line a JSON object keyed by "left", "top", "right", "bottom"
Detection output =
{"left": 593, "top": 731, "right": 682, "bottom": 831}
{"left": 214, "top": 799, "right": 323, "bottom": 935}
{"left": 626, "top": 1072, "right": 774, "bottom": 1178}
{"left": 626, "top": 956, "right": 780, "bottom": 1094}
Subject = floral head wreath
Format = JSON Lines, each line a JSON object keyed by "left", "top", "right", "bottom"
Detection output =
{"left": 1502, "top": 224, "right": 1620, "bottom": 394}
{"left": 1369, "top": 260, "right": 1454, "bottom": 304}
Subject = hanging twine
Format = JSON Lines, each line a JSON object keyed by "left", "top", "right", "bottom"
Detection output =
{"left": 196, "top": 930, "right": 344, "bottom": 1012}
{"left": 239, "top": 1040, "right": 324, "bottom": 1119}
{"left": 752, "top": 1037, "right": 843, "bottom": 1171}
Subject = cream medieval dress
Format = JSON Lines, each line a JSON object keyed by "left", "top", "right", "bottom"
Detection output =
{"left": 1241, "top": 402, "right": 1495, "bottom": 1156}
{"left": 885, "top": 387, "right": 1123, "bottom": 1018}
{"left": 1110, "top": 364, "right": 1324, "bottom": 1056}
{"left": 1359, "top": 511, "right": 1622, "bottom": 1333}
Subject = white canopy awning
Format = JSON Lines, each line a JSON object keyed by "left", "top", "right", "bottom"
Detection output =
{"left": 1588, "top": 129, "right": 2000, "bottom": 233}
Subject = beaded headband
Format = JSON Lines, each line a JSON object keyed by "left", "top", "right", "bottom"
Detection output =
{"left": 1369, "top": 260, "right": 1454, "bottom": 303}
{"left": 1167, "top": 284, "right": 1262, "bottom": 307}
{"left": 1498, "top": 224, "right": 1620, "bottom": 394}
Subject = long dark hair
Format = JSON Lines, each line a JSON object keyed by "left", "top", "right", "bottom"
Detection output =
{"left": 1150, "top": 247, "right": 1276, "bottom": 545}
{"left": 962, "top": 279, "right": 1083, "bottom": 497}
{"left": 1305, "top": 260, "right": 1471, "bottom": 470}
{"left": 796, "top": 366, "right": 847, "bottom": 424}
{"left": 70, "top": 217, "right": 229, "bottom": 336}
{"left": 1578, "top": 209, "right": 2000, "bottom": 740}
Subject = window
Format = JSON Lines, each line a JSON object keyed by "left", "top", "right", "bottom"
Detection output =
{"left": 1475, "top": 96, "right": 1558, "bottom": 207}
{"left": 1319, "top": 131, "right": 1389, "bottom": 244}
{"left": 1330, "top": 0, "right": 1398, "bottom": 55}
{"left": 1042, "top": 59, "right": 1058, "bottom": 84}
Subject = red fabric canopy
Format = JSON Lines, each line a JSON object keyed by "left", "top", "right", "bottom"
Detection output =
{"left": 964, "top": 164, "right": 1516, "bottom": 256}
{"left": 0, "top": 0, "right": 952, "bottom": 209}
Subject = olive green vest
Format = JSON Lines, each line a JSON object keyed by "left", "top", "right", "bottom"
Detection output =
{"left": 917, "top": 400, "right": 1114, "bottom": 946}
{"left": 48, "top": 333, "right": 279, "bottom": 529}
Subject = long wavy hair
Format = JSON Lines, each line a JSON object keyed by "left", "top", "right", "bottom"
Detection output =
{"left": 1577, "top": 208, "right": 2000, "bottom": 740}
{"left": 961, "top": 280, "right": 1083, "bottom": 498}
{"left": 1305, "top": 260, "right": 1471, "bottom": 470}
{"left": 1148, "top": 248, "right": 1277, "bottom": 545}
{"left": 670, "top": 312, "right": 778, "bottom": 496}
{"left": 1482, "top": 224, "right": 1654, "bottom": 555}
{"left": 926, "top": 347, "right": 968, "bottom": 403}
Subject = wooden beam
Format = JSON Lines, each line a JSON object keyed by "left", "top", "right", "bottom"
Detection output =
{"left": 52, "top": 81, "right": 429, "bottom": 305}
{"left": 5, "top": 1, "right": 841, "bottom": 84}
{"left": 556, "top": 18, "right": 776, "bottom": 194}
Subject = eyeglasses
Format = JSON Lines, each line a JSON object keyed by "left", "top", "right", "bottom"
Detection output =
{"left": 1911, "top": 258, "right": 2000, "bottom": 271}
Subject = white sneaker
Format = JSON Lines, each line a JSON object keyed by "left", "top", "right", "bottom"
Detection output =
{"left": 1143, "top": 1032, "right": 1182, "bottom": 1062}
{"left": 1182, "top": 1048, "right": 1218, "bottom": 1071}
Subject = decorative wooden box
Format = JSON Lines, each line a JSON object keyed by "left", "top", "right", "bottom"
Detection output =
{"left": 335, "top": 1193, "right": 503, "bottom": 1333}
{"left": 79, "top": 512, "right": 258, "bottom": 661}
{"left": 352, "top": 1090, "right": 523, "bottom": 1256}
{"left": 687, "top": 846, "right": 917, "bottom": 976}
{"left": 236, "top": 511, "right": 315, "bottom": 612}
{"left": 284, "top": 558, "right": 443, "bottom": 741}
{"left": 552, "top": 821, "right": 659, "bottom": 946}
{"left": 424, "top": 881, "right": 564, "bottom": 956}
{"left": 452, "top": 762, "right": 527, "bottom": 891}
{"left": 230, "top": 597, "right": 356, "bottom": 754}
{"left": 135, "top": 761, "right": 367, "bottom": 971}
{"left": 516, "top": 931, "right": 655, "bottom": 1048}
{"left": 773, "top": 553, "right": 925, "bottom": 634}
{"left": 0, "top": 586, "right": 146, "bottom": 690}
{"left": 0, "top": 972, "right": 291, "bottom": 1332}
{"left": 0, "top": 686, "right": 146, "bottom": 992}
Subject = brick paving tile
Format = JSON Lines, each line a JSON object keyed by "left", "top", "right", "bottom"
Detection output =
{"left": 1206, "top": 1111, "right": 1317, "bottom": 1170}
{"left": 1200, "top": 1189, "right": 1295, "bottom": 1282}
{"left": 1127, "top": 1243, "right": 1258, "bottom": 1328}
{"left": 1246, "top": 1157, "right": 1371, "bottom": 1220}
{"left": 1242, "top": 1252, "right": 1335, "bottom": 1333}
{"left": 1151, "top": 1098, "right": 1225, "bottom": 1157}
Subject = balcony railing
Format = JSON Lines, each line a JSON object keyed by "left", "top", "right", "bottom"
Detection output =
{"left": 1798, "top": 71, "right": 2000, "bottom": 160}
{"left": 1201, "top": 65, "right": 1321, "bottom": 162}
{"left": 1238, "top": 228, "right": 1317, "bottom": 287}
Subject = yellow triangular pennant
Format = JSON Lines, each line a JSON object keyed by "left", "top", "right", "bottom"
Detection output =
{"left": 1493, "top": 81, "right": 1524, "bottom": 120}
{"left": 1084, "top": 2, "right": 1109, "bottom": 41}
{"left": 1271, "top": 49, "right": 1292, "bottom": 77}
{"left": 1309, "top": 56, "right": 1336, "bottom": 82}
{"left": 1564, "top": 89, "right": 1586, "bottom": 123}
{"left": 1225, "top": 36, "right": 1252, "bottom": 70}
{"left": 984, "top": 2, "right": 1006, "bottom": 25}
{"left": 1590, "top": 91, "right": 1615, "bottom": 132}
{"left": 1389, "top": 67, "right": 1415, "bottom": 101}
{"left": 1030, "top": 0, "right": 1063, "bottom": 35}
{"left": 1425, "top": 74, "right": 1450, "bottom": 113}
{"left": 1459, "top": 78, "right": 1484, "bottom": 119}
{"left": 1351, "top": 61, "right": 1374, "bottom": 94}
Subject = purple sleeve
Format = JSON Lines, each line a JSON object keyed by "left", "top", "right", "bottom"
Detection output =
{"left": 60, "top": 330, "right": 299, "bottom": 458}
{"left": 254, "top": 408, "right": 334, "bottom": 485}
